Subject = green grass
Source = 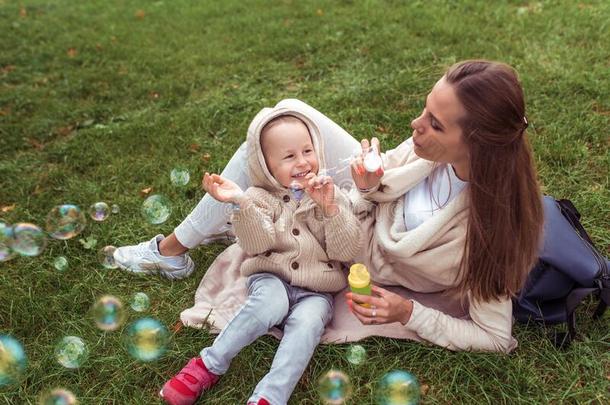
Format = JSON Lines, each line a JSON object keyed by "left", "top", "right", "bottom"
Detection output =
{"left": 1, "top": 0, "right": 609, "bottom": 403}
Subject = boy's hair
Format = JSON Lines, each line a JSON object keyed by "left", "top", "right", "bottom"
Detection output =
{"left": 260, "top": 115, "right": 310, "bottom": 154}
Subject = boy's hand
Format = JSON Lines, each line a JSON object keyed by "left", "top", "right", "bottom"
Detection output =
{"left": 350, "top": 137, "right": 384, "bottom": 191}
{"left": 202, "top": 173, "right": 245, "bottom": 204}
{"left": 304, "top": 173, "right": 338, "bottom": 216}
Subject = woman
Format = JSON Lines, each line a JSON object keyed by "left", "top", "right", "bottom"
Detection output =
{"left": 115, "top": 60, "right": 544, "bottom": 353}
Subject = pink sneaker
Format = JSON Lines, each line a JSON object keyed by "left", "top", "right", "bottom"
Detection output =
{"left": 160, "top": 357, "right": 220, "bottom": 405}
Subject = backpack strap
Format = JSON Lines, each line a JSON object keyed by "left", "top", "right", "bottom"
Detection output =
{"left": 560, "top": 287, "right": 599, "bottom": 347}
{"left": 593, "top": 279, "right": 610, "bottom": 319}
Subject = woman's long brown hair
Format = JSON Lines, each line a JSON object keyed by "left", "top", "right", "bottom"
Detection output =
{"left": 445, "top": 60, "right": 544, "bottom": 302}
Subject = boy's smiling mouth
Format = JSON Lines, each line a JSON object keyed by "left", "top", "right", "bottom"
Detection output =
{"left": 292, "top": 170, "right": 310, "bottom": 178}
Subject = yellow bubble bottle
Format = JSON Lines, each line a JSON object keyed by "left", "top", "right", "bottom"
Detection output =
{"left": 348, "top": 263, "right": 372, "bottom": 308}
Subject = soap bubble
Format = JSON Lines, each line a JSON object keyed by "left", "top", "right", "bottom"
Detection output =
{"left": 124, "top": 318, "right": 169, "bottom": 362}
{"left": 98, "top": 245, "right": 118, "bottom": 269}
{"left": 39, "top": 388, "right": 78, "bottom": 405}
{"left": 0, "top": 335, "right": 27, "bottom": 387}
{"left": 346, "top": 344, "right": 366, "bottom": 365}
{"left": 0, "top": 221, "right": 16, "bottom": 262}
{"left": 111, "top": 204, "right": 120, "bottom": 214}
{"left": 318, "top": 369, "right": 352, "bottom": 404}
{"left": 92, "top": 295, "right": 125, "bottom": 331}
{"left": 130, "top": 292, "right": 150, "bottom": 312}
{"left": 170, "top": 168, "right": 190, "bottom": 186}
{"left": 89, "top": 202, "right": 110, "bottom": 222}
{"left": 55, "top": 336, "right": 88, "bottom": 369}
{"left": 141, "top": 195, "right": 172, "bottom": 224}
{"left": 11, "top": 223, "right": 47, "bottom": 256}
{"left": 376, "top": 370, "right": 420, "bottom": 405}
{"left": 53, "top": 256, "right": 69, "bottom": 272}
{"left": 289, "top": 181, "right": 305, "bottom": 201}
{"left": 46, "top": 204, "right": 87, "bottom": 240}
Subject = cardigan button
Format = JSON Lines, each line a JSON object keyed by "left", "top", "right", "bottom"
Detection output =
{"left": 291, "top": 262, "right": 299, "bottom": 270}
{"left": 292, "top": 228, "right": 300, "bottom": 236}
{"left": 283, "top": 195, "right": 290, "bottom": 202}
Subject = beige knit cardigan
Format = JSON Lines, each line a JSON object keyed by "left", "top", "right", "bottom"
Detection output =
{"left": 229, "top": 102, "right": 362, "bottom": 293}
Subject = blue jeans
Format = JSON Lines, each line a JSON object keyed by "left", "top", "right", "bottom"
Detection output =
{"left": 201, "top": 273, "right": 334, "bottom": 405}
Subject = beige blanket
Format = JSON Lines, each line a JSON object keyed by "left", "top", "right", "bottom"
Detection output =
{"left": 180, "top": 243, "right": 469, "bottom": 344}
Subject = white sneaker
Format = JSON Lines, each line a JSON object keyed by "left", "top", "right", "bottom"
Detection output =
{"left": 113, "top": 234, "right": 195, "bottom": 280}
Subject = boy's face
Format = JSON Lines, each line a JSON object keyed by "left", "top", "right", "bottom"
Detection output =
{"left": 261, "top": 120, "right": 319, "bottom": 189}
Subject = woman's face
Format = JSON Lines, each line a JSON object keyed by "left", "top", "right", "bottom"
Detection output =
{"left": 410, "top": 77, "right": 470, "bottom": 176}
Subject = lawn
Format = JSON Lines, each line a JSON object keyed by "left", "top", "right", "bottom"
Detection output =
{"left": 1, "top": 0, "right": 609, "bottom": 403}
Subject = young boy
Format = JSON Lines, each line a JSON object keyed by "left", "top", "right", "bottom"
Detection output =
{"left": 160, "top": 108, "right": 362, "bottom": 405}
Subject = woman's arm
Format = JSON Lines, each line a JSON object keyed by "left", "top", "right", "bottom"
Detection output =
{"left": 348, "top": 286, "right": 516, "bottom": 353}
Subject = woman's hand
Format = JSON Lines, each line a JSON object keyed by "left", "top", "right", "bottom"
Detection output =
{"left": 350, "top": 137, "right": 384, "bottom": 191}
{"left": 202, "top": 172, "right": 245, "bottom": 204}
{"left": 346, "top": 285, "right": 413, "bottom": 325}
{"left": 304, "top": 173, "right": 338, "bottom": 216}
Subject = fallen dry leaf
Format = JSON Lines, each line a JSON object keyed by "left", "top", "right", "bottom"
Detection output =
{"left": 420, "top": 383, "right": 430, "bottom": 396}
{"left": 135, "top": 9, "right": 146, "bottom": 19}
{"left": 201, "top": 153, "right": 211, "bottom": 162}
{"left": 149, "top": 91, "right": 160, "bottom": 100}
{"left": 189, "top": 143, "right": 201, "bottom": 153}
{"left": 1, "top": 204, "right": 16, "bottom": 213}
{"left": 377, "top": 125, "right": 388, "bottom": 133}
{"left": 26, "top": 138, "right": 45, "bottom": 150}
{"left": 1, "top": 65, "right": 16, "bottom": 74}
{"left": 316, "top": 9, "right": 324, "bottom": 16}
{"left": 231, "top": 84, "right": 239, "bottom": 89}
{"left": 19, "top": 7, "right": 27, "bottom": 17}
{"left": 56, "top": 124, "right": 75, "bottom": 137}
{"left": 67, "top": 48, "right": 78, "bottom": 58}
{"left": 171, "top": 321, "right": 184, "bottom": 333}
{"left": 95, "top": 43, "right": 103, "bottom": 51}
{"left": 0, "top": 106, "right": 11, "bottom": 116}
{"left": 111, "top": 36, "right": 118, "bottom": 43}
{"left": 140, "top": 187, "right": 153, "bottom": 197}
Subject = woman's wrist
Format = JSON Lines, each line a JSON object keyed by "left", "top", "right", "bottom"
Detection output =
{"left": 400, "top": 299, "right": 414, "bottom": 325}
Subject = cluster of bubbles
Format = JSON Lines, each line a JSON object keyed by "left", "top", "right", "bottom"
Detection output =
{"left": 318, "top": 366, "right": 420, "bottom": 405}
{"left": 0, "top": 334, "right": 27, "bottom": 387}
{"left": 1, "top": 167, "right": 188, "bottom": 399}
{"left": 39, "top": 388, "right": 78, "bottom": 405}
{"left": 54, "top": 336, "right": 88, "bottom": 369}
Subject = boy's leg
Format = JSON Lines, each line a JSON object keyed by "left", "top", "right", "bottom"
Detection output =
{"left": 160, "top": 274, "right": 289, "bottom": 405}
{"left": 248, "top": 290, "right": 333, "bottom": 405}
{"left": 202, "top": 273, "right": 289, "bottom": 375}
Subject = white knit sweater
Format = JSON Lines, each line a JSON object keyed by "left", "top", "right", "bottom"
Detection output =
{"left": 351, "top": 140, "right": 518, "bottom": 353}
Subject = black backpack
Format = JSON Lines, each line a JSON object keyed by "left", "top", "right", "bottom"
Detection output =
{"left": 513, "top": 196, "right": 610, "bottom": 348}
